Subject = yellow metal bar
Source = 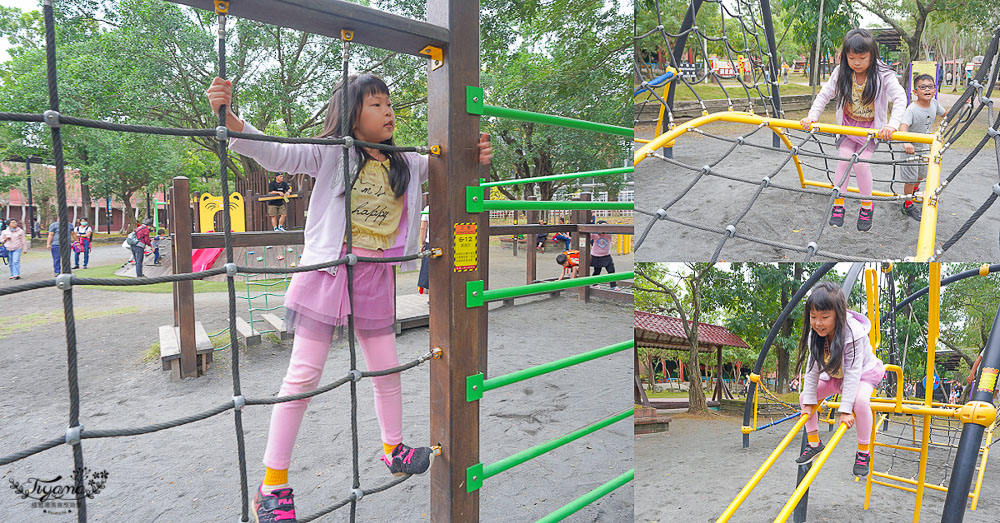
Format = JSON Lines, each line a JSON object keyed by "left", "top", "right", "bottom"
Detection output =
{"left": 871, "top": 471, "right": 970, "bottom": 496}
{"left": 865, "top": 412, "right": 883, "bottom": 509}
{"left": 914, "top": 139, "right": 944, "bottom": 261}
{"left": 801, "top": 179, "right": 898, "bottom": 198}
{"left": 871, "top": 477, "right": 919, "bottom": 494}
{"left": 633, "top": 111, "right": 935, "bottom": 165}
{"left": 775, "top": 423, "right": 849, "bottom": 523}
{"left": 865, "top": 269, "right": 877, "bottom": 350}
{"left": 872, "top": 272, "right": 881, "bottom": 351}
{"left": 971, "top": 420, "right": 995, "bottom": 510}
{"left": 873, "top": 441, "right": 923, "bottom": 453}
{"left": 718, "top": 414, "right": 810, "bottom": 522}
{"left": 824, "top": 401, "right": 955, "bottom": 418}
{"left": 927, "top": 263, "right": 941, "bottom": 409}
{"left": 764, "top": 124, "right": 805, "bottom": 188}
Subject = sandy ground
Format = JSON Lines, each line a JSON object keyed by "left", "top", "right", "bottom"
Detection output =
{"left": 634, "top": 115, "right": 1000, "bottom": 262}
{"left": 635, "top": 413, "right": 1000, "bottom": 522}
{"left": 0, "top": 244, "right": 634, "bottom": 522}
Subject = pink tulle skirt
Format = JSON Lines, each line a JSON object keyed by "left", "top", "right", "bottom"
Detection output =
{"left": 283, "top": 244, "right": 395, "bottom": 336}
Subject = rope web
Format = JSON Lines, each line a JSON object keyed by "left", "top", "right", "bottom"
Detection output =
{"left": 0, "top": 4, "right": 439, "bottom": 522}
{"left": 635, "top": 0, "right": 1000, "bottom": 261}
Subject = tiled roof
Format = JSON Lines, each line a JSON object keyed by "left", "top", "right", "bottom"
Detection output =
{"left": 635, "top": 310, "right": 749, "bottom": 351}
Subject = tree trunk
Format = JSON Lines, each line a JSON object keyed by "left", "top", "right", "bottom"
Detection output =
{"left": 121, "top": 193, "right": 134, "bottom": 234}
{"left": 687, "top": 280, "right": 708, "bottom": 414}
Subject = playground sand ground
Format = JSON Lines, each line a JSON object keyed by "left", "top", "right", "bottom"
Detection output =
{"left": 635, "top": 413, "right": 1000, "bottom": 522}
{"left": 0, "top": 244, "right": 634, "bottom": 522}
{"left": 634, "top": 110, "right": 1000, "bottom": 262}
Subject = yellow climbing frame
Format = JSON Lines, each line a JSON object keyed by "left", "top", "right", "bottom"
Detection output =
{"left": 633, "top": 111, "right": 943, "bottom": 261}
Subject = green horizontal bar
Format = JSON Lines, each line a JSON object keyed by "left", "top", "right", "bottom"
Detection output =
{"left": 466, "top": 85, "right": 632, "bottom": 137}
{"left": 480, "top": 167, "right": 634, "bottom": 188}
{"left": 536, "top": 469, "right": 635, "bottom": 523}
{"left": 483, "top": 200, "right": 633, "bottom": 211}
{"left": 466, "top": 409, "right": 632, "bottom": 492}
{"left": 466, "top": 272, "right": 634, "bottom": 307}
{"left": 467, "top": 340, "right": 634, "bottom": 401}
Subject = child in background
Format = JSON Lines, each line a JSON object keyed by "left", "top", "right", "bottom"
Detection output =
{"left": 536, "top": 219, "right": 548, "bottom": 254}
{"left": 152, "top": 229, "right": 165, "bottom": 265}
{"left": 898, "top": 73, "right": 946, "bottom": 222}
{"left": 553, "top": 217, "right": 571, "bottom": 251}
{"left": 795, "top": 282, "right": 885, "bottom": 477}
{"left": 555, "top": 249, "right": 579, "bottom": 281}
{"left": 208, "top": 73, "right": 492, "bottom": 522}
{"left": 800, "top": 28, "right": 906, "bottom": 232}
{"left": 589, "top": 220, "right": 617, "bottom": 290}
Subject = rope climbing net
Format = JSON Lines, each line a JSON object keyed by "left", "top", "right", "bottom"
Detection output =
{"left": 634, "top": 0, "right": 1000, "bottom": 262}
{"left": 0, "top": 3, "right": 440, "bottom": 522}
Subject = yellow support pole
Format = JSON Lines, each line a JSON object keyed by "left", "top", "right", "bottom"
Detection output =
{"left": 912, "top": 262, "right": 941, "bottom": 522}
{"left": 865, "top": 268, "right": 877, "bottom": 350}
{"left": 914, "top": 137, "right": 944, "bottom": 261}
{"left": 970, "top": 419, "right": 997, "bottom": 510}
{"left": 775, "top": 423, "right": 850, "bottom": 522}
{"left": 718, "top": 414, "right": 810, "bottom": 522}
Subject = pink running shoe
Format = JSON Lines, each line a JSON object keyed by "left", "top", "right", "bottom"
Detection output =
{"left": 857, "top": 206, "right": 874, "bottom": 232}
{"left": 253, "top": 482, "right": 297, "bottom": 523}
{"left": 829, "top": 205, "right": 845, "bottom": 227}
{"left": 381, "top": 443, "right": 434, "bottom": 477}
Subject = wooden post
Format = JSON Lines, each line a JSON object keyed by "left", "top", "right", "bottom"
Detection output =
{"left": 525, "top": 196, "right": 537, "bottom": 285}
{"left": 714, "top": 345, "right": 723, "bottom": 402}
{"left": 171, "top": 177, "right": 198, "bottom": 378}
{"left": 191, "top": 191, "right": 201, "bottom": 233}
{"left": 577, "top": 193, "right": 592, "bottom": 302}
{"left": 427, "top": 1, "right": 482, "bottom": 520}
{"left": 244, "top": 190, "right": 255, "bottom": 231}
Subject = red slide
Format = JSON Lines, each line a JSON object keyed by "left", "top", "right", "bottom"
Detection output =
{"left": 191, "top": 248, "right": 224, "bottom": 273}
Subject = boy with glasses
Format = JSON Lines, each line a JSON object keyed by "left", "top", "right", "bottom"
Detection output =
{"left": 897, "top": 74, "right": 946, "bottom": 221}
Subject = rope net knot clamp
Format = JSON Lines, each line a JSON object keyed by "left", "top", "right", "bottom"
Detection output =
{"left": 55, "top": 273, "right": 72, "bottom": 290}
{"left": 232, "top": 395, "right": 246, "bottom": 411}
{"left": 213, "top": 1, "right": 229, "bottom": 14}
{"left": 760, "top": 176, "right": 771, "bottom": 188}
{"left": 655, "top": 208, "right": 667, "bottom": 220}
{"left": 65, "top": 425, "right": 83, "bottom": 446}
{"left": 431, "top": 347, "right": 443, "bottom": 359}
{"left": 980, "top": 95, "right": 994, "bottom": 106}
{"left": 345, "top": 253, "right": 358, "bottom": 265}
{"left": 224, "top": 263, "right": 237, "bottom": 277}
{"left": 216, "top": 126, "right": 228, "bottom": 141}
{"left": 724, "top": 224, "right": 736, "bottom": 237}
{"left": 806, "top": 242, "right": 819, "bottom": 256}
{"left": 986, "top": 127, "right": 999, "bottom": 139}
{"left": 349, "top": 369, "right": 362, "bottom": 382}
{"left": 343, "top": 136, "right": 354, "bottom": 149}
{"left": 701, "top": 165, "right": 711, "bottom": 174}
{"left": 340, "top": 29, "right": 354, "bottom": 42}
{"left": 958, "top": 401, "right": 997, "bottom": 427}
{"left": 740, "top": 425, "right": 754, "bottom": 434}
{"left": 42, "top": 110, "right": 61, "bottom": 128}
{"left": 748, "top": 373, "right": 761, "bottom": 383}
{"left": 980, "top": 264, "right": 991, "bottom": 277}
{"left": 349, "top": 488, "right": 364, "bottom": 502}
{"left": 419, "top": 46, "right": 444, "bottom": 70}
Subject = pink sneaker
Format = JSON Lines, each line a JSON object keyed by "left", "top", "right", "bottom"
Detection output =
{"left": 253, "top": 482, "right": 297, "bottom": 523}
{"left": 380, "top": 443, "right": 434, "bottom": 476}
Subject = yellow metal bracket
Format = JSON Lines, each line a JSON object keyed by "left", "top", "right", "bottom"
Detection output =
{"left": 958, "top": 401, "right": 997, "bottom": 427}
{"left": 213, "top": 0, "right": 229, "bottom": 14}
{"left": 420, "top": 45, "right": 444, "bottom": 70}
{"left": 430, "top": 145, "right": 442, "bottom": 156}
{"left": 341, "top": 29, "right": 354, "bottom": 41}
{"left": 980, "top": 263, "right": 991, "bottom": 276}
{"left": 740, "top": 425, "right": 754, "bottom": 434}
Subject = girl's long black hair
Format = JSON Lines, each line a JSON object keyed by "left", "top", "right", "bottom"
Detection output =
{"left": 318, "top": 74, "right": 410, "bottom": 198}
{"left": 835, "top": 28, "right": 889, "bottom": 113}
{"left": 797, "top": 281, "right": 850, "bottom": 376}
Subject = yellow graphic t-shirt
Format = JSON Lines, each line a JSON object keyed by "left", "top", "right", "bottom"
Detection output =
{"left": 350, "top": 159, "right": 404, "bottom": 250}
{"left": 846, "top": 74, "right": 875, "bottom": 122}
{"left": 822, "top": 349, "right": 844, "bottom": 379}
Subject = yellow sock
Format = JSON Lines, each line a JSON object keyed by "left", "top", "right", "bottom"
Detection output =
{"left": 807, "top": 433, "right": 819, "bottom": 446}
{"left": 858, "top": 443, "right": 869, "bottom": 453}
{"left": 264, "top": 467, "right": 288, "bottom": 486}
{"left": 834, "top": 198, "right": 845, "bottom": 206}
{"left": 861, "top": 200, "right": 873, "bottom": 208}
{"left": 383, "top": 442, "right": 398, "bottom": 456}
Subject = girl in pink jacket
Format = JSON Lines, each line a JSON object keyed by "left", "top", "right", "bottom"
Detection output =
{"left": 795, "top": 282, "right": 885, "bottom": 477}
{"left": 208, "top": 75, "right": 492, "bottom": 522}
{"left": 800, "top": 29, "right": 906, "bottom": 233}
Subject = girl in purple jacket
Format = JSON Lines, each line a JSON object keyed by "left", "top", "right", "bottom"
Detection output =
{"left": 794, "top": 282, "right": 885, "bottom": 477}
{"left": 208, "top": 75, "right": 491, "bottom": 522}
{"left": 800, "top": 29, "right": 906, "bottom": 233}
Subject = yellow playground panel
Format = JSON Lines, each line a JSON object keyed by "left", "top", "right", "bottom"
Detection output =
{"left": 615, "top": 233, "right": 632, "bottom": 255}
{"left": 634, "top": 110, "right": 943, "bottom": 261}
{"left": 199, "top": 191, "right": 246, "bottom": 233}
{"left": 722, "top": 263, "right": 998, "bottom": 522}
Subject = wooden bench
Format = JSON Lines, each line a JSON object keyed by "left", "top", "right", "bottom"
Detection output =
{"left": 159, "top": 322, "right": 214, "bottom": 378}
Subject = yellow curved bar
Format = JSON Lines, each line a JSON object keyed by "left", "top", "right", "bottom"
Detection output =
{"left": 775, "top": 423, "right": 849, "bottom": 522}
{"left": 971, "top": 420, "right": 996, "bottom": 510}
{"left": 914, "top": 139, "right": 944, "bottom": 260}
{"left": 634, "top": 111, "right": 935, "bottom": 165}
{"left": 718, "top": 414, "right": 810, "bottom": 522}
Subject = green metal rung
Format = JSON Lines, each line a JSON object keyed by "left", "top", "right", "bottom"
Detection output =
{"left": 466, "top": 86, "right": 633, "bottom": 137}
{"left": 465, "top": 409, "right": 632, "bottom": 492}
{"left": 467, "top": 340, "right": 633, "bottom": 401}
{"left": 481, "top": 200, "right": 632, "bottom": 211}
{"left": 467, "top": 185, "right": 486, "bottom": 213}
{"left": 466, "top": 272, "right": 633, "bottom": 308}
{"left": 536, "top": 469, "right": 634, "bottom": 523}
{"left": 480, "top": 166, "right": 634, "bottom": 188}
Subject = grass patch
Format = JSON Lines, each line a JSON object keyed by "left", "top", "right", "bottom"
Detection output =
{"left": 82, "top": 263, "right": 236, "bottom": 294}
{"left": 142, "top": 341, "right": 160, "bottom": 363}
{"left": 0, "top": 306, "right": 141, "bottom": 339}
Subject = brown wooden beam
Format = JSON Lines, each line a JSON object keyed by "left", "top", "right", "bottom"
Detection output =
{"left": 168, "top": 0, "right": 448, "bottom": 57}
{"left": 171, "top": 177, "right": 198, "bottom": 378}
{"left": 191, "top": 231, "right": 305, "bottom": 249}
{"left": 576, "top": 224, "right": 634, "bottom": 234}
{"left": 427, "top": 1, "right": 481, "bottom": 520}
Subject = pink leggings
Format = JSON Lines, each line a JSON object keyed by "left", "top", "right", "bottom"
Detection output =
{"left": 832, "top": 140, "right": 875, "bottom": 199}
{"left": 263, "top": 314, "right": 402, "bottom": 470}
{"left": 802, "top": 378, "right": 877, "bottom": 446}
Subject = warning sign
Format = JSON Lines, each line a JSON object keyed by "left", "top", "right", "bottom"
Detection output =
{"left": 454, "top": 222, "right": 477, "bottom": 272}
{"left": 978, "top": 367, "right": 998, "bottom": 394}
